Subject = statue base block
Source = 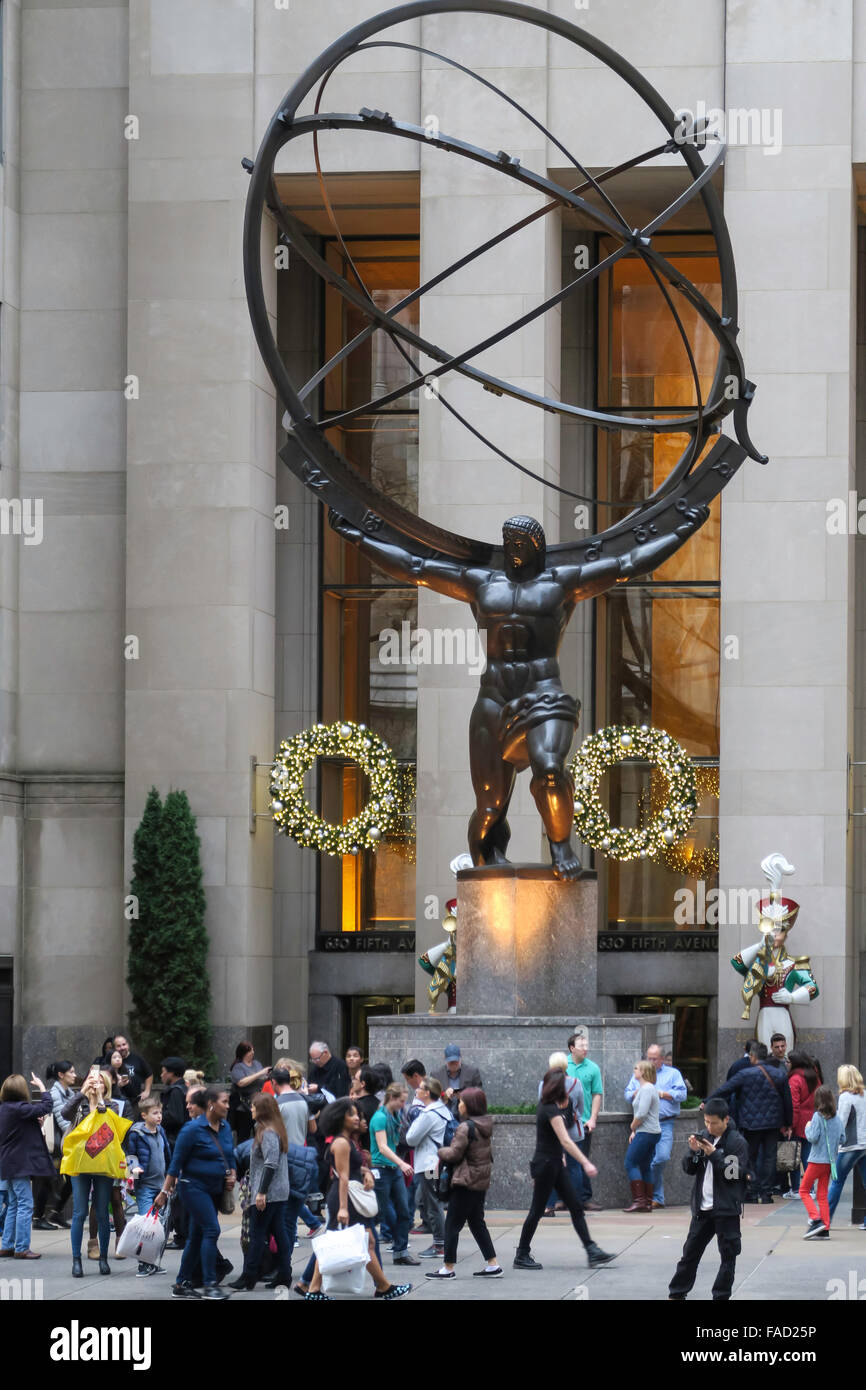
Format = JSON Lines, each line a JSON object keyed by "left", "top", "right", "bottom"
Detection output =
{"left": 457, "top": 865, "right": 598, "bottom": 1016}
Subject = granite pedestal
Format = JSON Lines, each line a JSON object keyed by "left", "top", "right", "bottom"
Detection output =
{"left": 457, "top": 865, "right": 597, "bottom": 1015}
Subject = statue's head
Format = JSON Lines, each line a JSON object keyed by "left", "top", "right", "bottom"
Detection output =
{"left": 502, "top": 515, "right": 545, "bottom": 578}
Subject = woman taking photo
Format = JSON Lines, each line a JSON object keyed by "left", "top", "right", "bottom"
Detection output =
{"left": 305, "top": 1098, "right": 412, "bottom": 1301}
{"left": 623, "top": 1059, "right": 661, "bottom": 1213}
{"left": 32, "top": 1061, "right": 76, "bottom": 1231}
{"left": 229, "top": 1041, "right": 270, "bottom": 1143}
{"left": 425, "top": 1087, "right": 501, "bottom": 1281}
{"left": 828, "top": 1065, "right": 866, "bottom": 1222}
{"left": 0, "top": 1072, "right": 54, "bottom": 1259}
{"left": 61, "top": 1068, "right": 126, "bottom": 1276}
{"left": 229, "top": 1094, "right": 293, "bottom": 1292}
{"left": 155, "top": 1084, "right": 236, "bottom": 1300}
{"left": 514, "top": 1073, "right": 614, "bottom": 1271}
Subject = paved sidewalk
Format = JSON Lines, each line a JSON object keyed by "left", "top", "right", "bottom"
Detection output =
{"left": 11, "top": 1195, "right": 866, "bottom": 1303}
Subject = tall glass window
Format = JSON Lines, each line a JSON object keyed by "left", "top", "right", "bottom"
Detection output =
{"left": 319, "top": 238, "right": 420, "bottom": 932}
{"left": 596, "top": 237, "right": 720, "bottom": 930}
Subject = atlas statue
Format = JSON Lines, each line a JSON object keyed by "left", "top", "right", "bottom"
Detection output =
{"left": 243, "top": 2, "right": 767, "bottom": 879}
{"left": 330, "top": 509, "right": 701, "bottom": 879}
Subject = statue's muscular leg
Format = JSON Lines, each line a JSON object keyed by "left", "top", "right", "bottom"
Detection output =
{"left": 526, "top": 721, "right": 583, "bottom": 881}
{"left": 468, "top": 696, "right": 515, "bottom": 866}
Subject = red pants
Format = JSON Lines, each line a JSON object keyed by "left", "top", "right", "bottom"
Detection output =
{"left": 799, "top": 1162, "right": 831, "bottom": 1228}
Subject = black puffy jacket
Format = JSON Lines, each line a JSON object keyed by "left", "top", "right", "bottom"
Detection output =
{"left": 707, "top": 1061, "right": 793, "bottom": 1131}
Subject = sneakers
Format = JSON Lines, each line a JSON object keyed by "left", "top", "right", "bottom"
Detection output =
{"left": 782, "top": 1190, "right": 800, "bottom": 1201}
{"left": 201, "top": 1285, "right": 231, "bottom": 1299}
{"left": 171, "top": 1281, "right": 202, "bottom": 1299}
{"left": 804, "top": 1219, "right": 826, "bottom": 1240}
{"left": 392, "top": 1252, "right": 421, "bottom": 1266}
{"left": 473, "top": 1266, "right": 503, "bottom": 1278}
{"left": 513, "top": 1250, "right": 543, "bottom": 1271}
{"left": 425, "top": 1268, "right": 456, "bottom": 1280}
{"left": 419, "top": 1245, "right": 445, "bottom": 1260}
{"left": 136, "top": 1263, "right": 164, "bottom": 1278}
{"left": 374, "top": 1283, "right": 413, "bottom": 1300}
{"left": 305, "top": 1290, "right": 333, "bottom": 1301}
{"left": 410, "top": 1224, "right": 432, "bottom": 1236}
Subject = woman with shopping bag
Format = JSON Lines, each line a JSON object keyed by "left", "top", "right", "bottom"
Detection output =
{"left": 304, "top": 1098, "right": 412, "bottom": 1302}
{"left": 153, "top": 1084, "right": 236, "bottom": 1301}
{"left": 60, "top": 1068, "right": 132, "bottom": 1278}
{"left": 0, "top": 1072, "right": 55, "bottom": 1259}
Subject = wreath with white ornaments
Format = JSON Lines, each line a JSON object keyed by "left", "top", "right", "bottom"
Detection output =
{"left": 270, "top": 721, "right": 402, "bottom": 856}
{"left": 568, "top": 724, "right": 697, "bottom": 861}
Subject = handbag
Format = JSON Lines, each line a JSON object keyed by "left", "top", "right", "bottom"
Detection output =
{"left": 203, "top": 1123, "right": 236, "bottom": 1215}
{"left": 312, "top": 1222, "right": 369, "bottom": 1275}
{"left": 347, "top": 1179, "right": 378, "bottom": 1219}
{"left": 775, "top": 1138, "right": 801, "bottom": 1172}
{"left": 60, "top": 1105, "right": 132, "bottom": 1178}
{"left": 434, "top": 1118, "right": 476, "bottom": 1203}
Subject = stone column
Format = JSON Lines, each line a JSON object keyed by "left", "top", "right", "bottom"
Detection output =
{"left": 124, "top": 0, "right": 275, "bottom": 1063}
{"left": 719, "top": 0, "right": 857, "bottom": 1078}
{"left": 16, "top": 0, "right": 130, "bottom": 1070}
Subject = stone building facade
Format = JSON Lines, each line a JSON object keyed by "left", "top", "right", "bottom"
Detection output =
{"left": 0, "top": 0, "right": 864, "bottom": 1090}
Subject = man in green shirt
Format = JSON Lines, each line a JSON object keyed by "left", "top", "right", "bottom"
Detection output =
{"left": 567, "top": 1032, "right": 604, "bottom": 1210}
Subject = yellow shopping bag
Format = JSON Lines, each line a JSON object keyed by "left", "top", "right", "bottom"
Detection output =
{"left": 60, "top": 1106, "right": 132, "bottom": 1179}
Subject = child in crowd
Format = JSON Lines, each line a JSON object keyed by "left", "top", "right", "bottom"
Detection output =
{"left": 126, "top": 1097, "right": 171, "bottom": 1277}
{"left": 800, "top": 1085, "right": 844, "bottom": 1238}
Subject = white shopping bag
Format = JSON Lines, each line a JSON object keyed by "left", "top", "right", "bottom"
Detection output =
{"left": 312, "top": 1222, "right": 369, "bottom": 1275}
{"left": 322, "top": 1262, "right": 368, "bottom": 1296}
{"left": 116, "top": 1209, "right": 166, "bottom": 1264}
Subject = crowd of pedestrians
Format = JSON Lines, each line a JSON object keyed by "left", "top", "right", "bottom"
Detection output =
{"left": 3, "top": 1025, "right": 865, "bottom": 1301}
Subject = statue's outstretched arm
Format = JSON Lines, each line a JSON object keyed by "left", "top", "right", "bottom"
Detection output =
{"left": 557, "top": 515, "right": 710, "bottom": 600}
{"left": 329, "top": 511, "right": 478, "bottom": 602}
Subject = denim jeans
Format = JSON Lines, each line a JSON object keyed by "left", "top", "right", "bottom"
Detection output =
{"left": 70, "top": 1174, "right": 113, "bottom": 1259}
{"left": 650, "top": 1118, "right": 675, "bottom": 1203}
{"left": 828, "top": 1148, "right": 866, "bottom": 1219}
{"left": 243, "top": 1199, "right": 293, "bottom": 1285}
{"left": 1, "top": 1177, "right": 34, "bottom": 1253}
{"left": 625, "top": 1130, "right": 661, "bottom": 1182}
{"left": 373, "top": 1165, "right": 410, "bottom": 1256}
{"left": 284, "top": 1194, "right": 303, "bottom": 1264}
{"left": 177, "top": 1180, "right": 221, "bottom": 1288}
{"left": 136, "top": 1185, "right": 163, "bottom": 1216}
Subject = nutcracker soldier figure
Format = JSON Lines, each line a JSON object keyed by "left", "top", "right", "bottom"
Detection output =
{"left": 730, "top": 853, "right": 819, "bottom": 1053}
{"left": 417, "top": 853, "right": 470, "bottom": 1013}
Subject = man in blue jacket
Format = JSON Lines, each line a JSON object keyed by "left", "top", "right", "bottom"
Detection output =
{"left": 704, "top": 1042, "right": 792, "bottom": 1203}
{"left": 668, "top": 1099, "right": 751, "bottom": 1302}
{"left": 624, "top": 1043, "right": 687, "bottom": 1209}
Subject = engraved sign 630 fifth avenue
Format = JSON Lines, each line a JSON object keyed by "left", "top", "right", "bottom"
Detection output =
{"left": 599, "top": 932, "right": 719, "bottom": 953}
{"left": 317, "top": 934, "right": 416, "bottom": 953}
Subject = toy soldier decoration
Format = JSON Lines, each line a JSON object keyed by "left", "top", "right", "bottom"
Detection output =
{"left": 731, "top": 853, "right": 819, "bottom": 1052}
